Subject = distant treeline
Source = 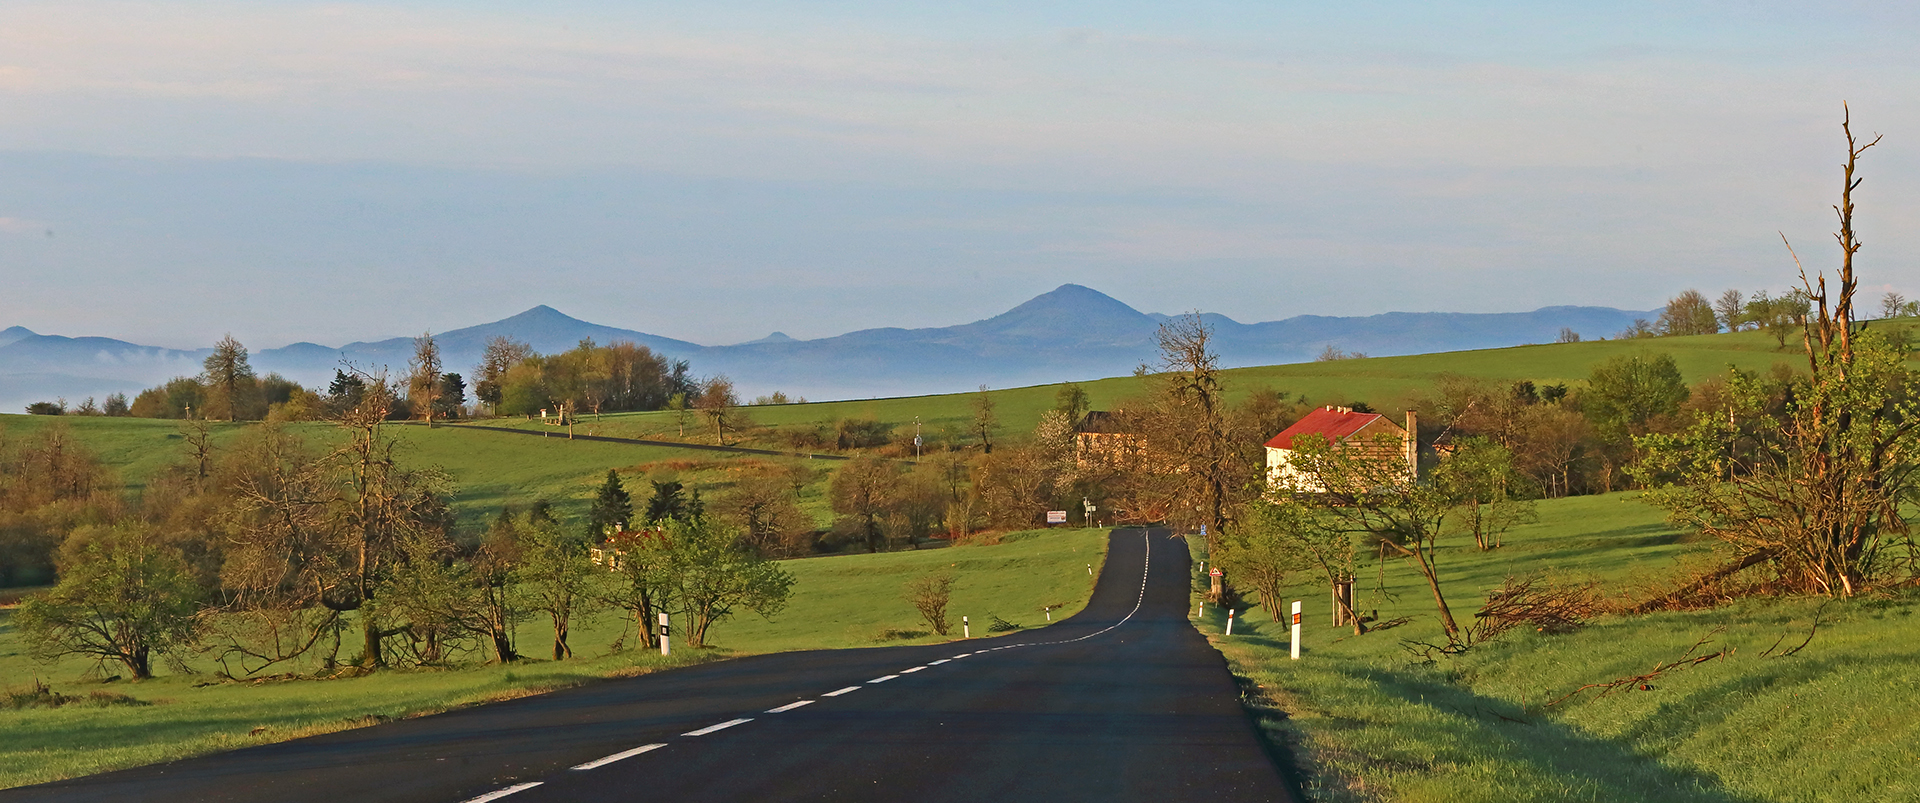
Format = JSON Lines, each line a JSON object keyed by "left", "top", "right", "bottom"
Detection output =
{"left": 472, "top": 335, "right": 700, "bottom": 418}
{"left": 26, "top": 333, "right": 723, "bottom": 423}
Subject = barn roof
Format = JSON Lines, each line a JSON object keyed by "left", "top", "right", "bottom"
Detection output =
{"left": 1265, "top": 407, "right": 1401, "bottom": 450}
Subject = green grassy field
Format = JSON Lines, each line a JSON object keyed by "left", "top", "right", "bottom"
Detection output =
{"left": 0, "top": 325, "right": 1869, "bottom": 527}
{"left": 0, "top": 527, "right": 1108, "bottom": 789}
{"left": 0, "top": 414, "right": 827, "bottom": 527}
{"left": 1191, "top": 495, "right": 1920, "bottom": 803}
{"left": 445, "top": 327, "right": 1834, "bottom": 455}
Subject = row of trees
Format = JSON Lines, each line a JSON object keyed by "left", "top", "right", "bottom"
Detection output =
{"left": 93, "top": 333, "right": 734, "bottom": 429}
{"left": 1616, "top": 287, "right": 1817, "bottom": 348}
{"left": 9, "top": 378, "right": 794, "bottom": 680}
{"left": 474, "top": 336, "right": 698, "bottom": 420}
{"left": 110, "top": 335, "right": 455, "bottom": 423}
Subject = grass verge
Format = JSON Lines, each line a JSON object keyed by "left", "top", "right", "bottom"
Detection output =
{"left": 1191, "top": 496, "right": 1920, "bottom": 803}
{"left": 0, "top": 527, "right": 1109, "bottom": 789}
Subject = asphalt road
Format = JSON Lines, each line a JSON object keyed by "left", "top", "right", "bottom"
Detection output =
{"left": 8, "top": 530, "right": 1299, "bottom": 803}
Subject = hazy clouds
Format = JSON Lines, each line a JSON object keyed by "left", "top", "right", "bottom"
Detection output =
{"left": 2, "top": 1, "right": 1917, "bottom": 348}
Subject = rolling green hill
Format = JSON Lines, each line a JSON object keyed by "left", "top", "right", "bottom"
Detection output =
{"left": 0, "top": 324, "right": 1867, "bottom": 529}
{"left": 413, "top": 325, "right": 1840, "bottom": 459}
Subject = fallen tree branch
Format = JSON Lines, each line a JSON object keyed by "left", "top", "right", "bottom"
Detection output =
{"left": 1628, "top": 550, "right": 1776, "bottom": 614}
{"left": 1545, "top": 627, "right": 1732, "bottom": 707}
{"left": 1762, "top": 603, "right": 1827, "bottom": 659}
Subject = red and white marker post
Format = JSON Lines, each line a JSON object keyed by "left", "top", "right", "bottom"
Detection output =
{"left": 1290, "top": 601, "right": 1302, "bottom": 660}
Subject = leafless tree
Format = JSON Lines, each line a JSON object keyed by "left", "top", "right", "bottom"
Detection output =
{"left": 696, "top": 376, "right": 744, "bottom": 445}
{"left": 971, "top": 386, "right": 997, "bottom": 454}
{"left": 407, "top": 333, "right": 443, "bottom": 428}
{"left": 1639, "top": 106, "right": 1915, "bottom": 598}
{"left": 1714, "top": 289, "right": 1746, "bottom": 331}
{"left": 201, "top": 334, "right": 256, "bottom": 421}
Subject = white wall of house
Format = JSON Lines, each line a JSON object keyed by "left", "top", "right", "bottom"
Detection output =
{"left": 1266, "top": 446, "right": 1325, "bottom": 493}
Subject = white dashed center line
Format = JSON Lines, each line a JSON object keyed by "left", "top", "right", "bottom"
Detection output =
{"left": 460, "top": 782, "right": 543, "bottom": 803}
{"left": 682, "top": 718, "right": 753, "bottom": 737}
{"left": 571, "top": 744, "right": 665, "bottom": 771}
{"left": 448, "top": 534, "right": 1158, "bottom": 802}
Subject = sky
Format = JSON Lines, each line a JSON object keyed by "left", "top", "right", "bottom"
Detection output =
{"left": 2, "top": 1, "right": 1918, "bottom": 350}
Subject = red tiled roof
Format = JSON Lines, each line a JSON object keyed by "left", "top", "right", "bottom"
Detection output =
{"left": 1265, "top": 407, "right": 1395, "bottom": 450}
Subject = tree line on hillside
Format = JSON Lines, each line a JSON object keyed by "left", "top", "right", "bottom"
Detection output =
{"left": 1603, "top": 285, "right": 1917, "bottom": 347}
{"left": 4, "top": 380, "right": 794, "bottom": 680}
{"left": 25, "top": 332, "right": 797, "bottom": 434}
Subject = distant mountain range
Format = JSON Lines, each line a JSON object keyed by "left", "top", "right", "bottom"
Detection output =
{"left": 0, "top": 285, "right": 1654, "bottom": 411}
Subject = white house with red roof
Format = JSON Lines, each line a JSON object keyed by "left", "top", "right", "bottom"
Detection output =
{"left": 1265, "top": 406, "right": 1417, "bottom": 492}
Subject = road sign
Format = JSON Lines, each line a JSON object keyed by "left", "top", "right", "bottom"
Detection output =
{"left": 1046, "top": 510, "right": 1068, "bottom": 524}
{"left": 1209, "top": 567, "right": 1222, "bottom": 577}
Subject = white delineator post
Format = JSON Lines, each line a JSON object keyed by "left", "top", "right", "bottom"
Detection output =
{"left": 659, "top": 612, "right": 671, "bottom": 657}
{"left": 1290, "top": 600, "right": 1302, "bottom": 660}
{"left": 962, "top": 615, "right": 970, "bottom": 639}
{"left": 1225, "top": 609, "right": 1235, "bottom": 636}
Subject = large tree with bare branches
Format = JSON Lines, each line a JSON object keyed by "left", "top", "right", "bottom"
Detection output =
{"left": 1638, "top": 107, "right": 1919, "bottom": 597}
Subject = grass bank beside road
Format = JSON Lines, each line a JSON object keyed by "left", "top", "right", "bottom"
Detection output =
{"left": 0, "top": 528, "right": 1109, "bottom": 790}
{"left": 1193, "top": 495, "right": 1920, "bottom": 803}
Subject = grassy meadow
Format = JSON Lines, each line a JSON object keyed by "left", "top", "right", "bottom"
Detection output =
{"left": 442, "top": 326, "right": 1835, "bottom": 456}
{"left": 1192, "top": 494, "right": 1920, "bottom": 803}
{"left": 0, "top": 527, "right": 1108, "bottom": 789}
{"left": 0, "top": 324, "right": 1873, "bottom": 528}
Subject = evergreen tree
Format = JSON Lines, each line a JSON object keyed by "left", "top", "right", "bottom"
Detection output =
{"left": 589, "top": 470, "right": 633, "bottom": 536}
{"left": 645, "top": 480, "right": 695, "bottom": 524}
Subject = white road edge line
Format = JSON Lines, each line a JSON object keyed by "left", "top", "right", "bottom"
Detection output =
{"left": 766, "top": 700, "right": 815, "bottom": 713}
{"left": 1019, "top": 530, "right": 1153, "bottom": 649}
{"left": 928, "top": 659, "right": 950, "bottom": 665}
{"left": 951, "top": 653, "right": 972, "bottom": 659}
{"left": 900, "top": 666, "right": 926, "bottom": 673}
{"left": 867, "top": 674, "right": 899, "bottom": 684}
{"left": 682, "top": 718, "right": 753, "bottom": 737}
{"left": 460, "top": 782, "right": 543, "bottom": 803}
{"left": 571, "top": 744, "right": 665, "bottom": 771}
{"left": 822, "top": 685, "right": 861, "bottom": 697}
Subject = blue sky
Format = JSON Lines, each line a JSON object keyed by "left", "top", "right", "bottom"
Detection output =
{"left": 2, "top": 1, "right": 1917, "bottom": 349}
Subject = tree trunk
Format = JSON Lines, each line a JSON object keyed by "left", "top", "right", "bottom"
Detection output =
{"left": 552, "top": 614, "right": 571, "bottom": 660}
{"left": 1412, "top": 550, "right": 1460, "bottom": 637}
{"left": 362, "top": 615, "right": 385, "bottom": 668}
{"left": 632, "top": 604, "right": 656, "bottom": 649}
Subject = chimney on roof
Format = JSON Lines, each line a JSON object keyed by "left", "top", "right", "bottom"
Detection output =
{"left": 1404, "top": 410, "right": 1419, "bottom": 479}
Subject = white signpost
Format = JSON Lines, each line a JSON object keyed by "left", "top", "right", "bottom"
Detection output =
{"left": 1290, "top": 600, "right": 1303, "bottom": 660}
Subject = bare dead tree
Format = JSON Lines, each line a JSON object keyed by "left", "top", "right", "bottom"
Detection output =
{"left": 1639, "top": 106, "right": 1918, "bottom": 597}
